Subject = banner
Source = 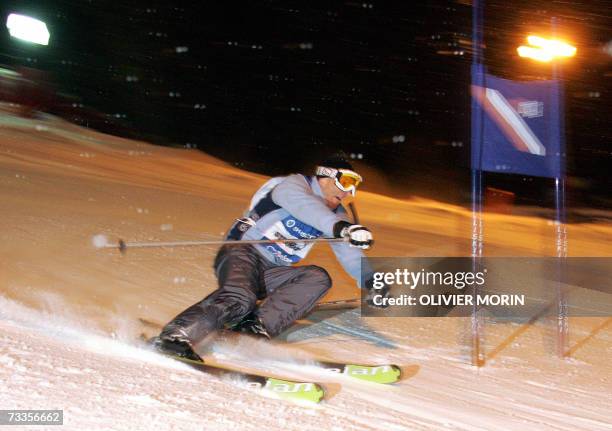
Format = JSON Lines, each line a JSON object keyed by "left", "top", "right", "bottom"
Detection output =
{"left": 471, "top": 65, "right": 562, "bottom": 178}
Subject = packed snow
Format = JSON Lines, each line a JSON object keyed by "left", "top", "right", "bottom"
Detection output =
{"left": 1, "top": 105, "right": 610, "bottom": 430}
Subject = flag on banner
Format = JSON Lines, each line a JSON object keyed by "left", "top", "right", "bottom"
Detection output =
{"left": 471, "top": 66, "right": 563, "bottom": 178}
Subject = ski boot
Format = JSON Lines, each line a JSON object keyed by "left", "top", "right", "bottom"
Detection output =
{"left": 228, "top": 313, "right": 271, "bottom": 339}
{"left": 149, "top": 331, "right": 203, "bottom": 362}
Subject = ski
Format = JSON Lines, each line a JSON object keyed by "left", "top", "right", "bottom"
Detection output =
{"left": 143, "top": 337, "right": 325, "bottom": 404}
{"left": 313, "top": 360, "right": 402, "bottom": 384}
{"left": 212, "top": 332, "right": 403, "bottom": 385}
{"left": 138, "top": 321, "right": 402, "bottom": 385}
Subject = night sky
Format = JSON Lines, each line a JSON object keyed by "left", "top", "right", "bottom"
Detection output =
{"left": 0, "top": 1, "right": 609, "bottom": 206}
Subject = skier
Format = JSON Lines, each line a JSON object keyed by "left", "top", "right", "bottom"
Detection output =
{"left": 154, "top": 155, "right": 381, "bottom": 360}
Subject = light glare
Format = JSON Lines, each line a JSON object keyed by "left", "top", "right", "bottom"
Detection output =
{"left": 526, "top": 36, "right": 576, "bottom": 57}
{"left": 517, "top": 35, "right": 576, "bottom": 62}
{"left": 517, "top": 46, "right": 553, "bottom": 62}
{"left": 6, "top": 13, "right": 50, "bottom": 46}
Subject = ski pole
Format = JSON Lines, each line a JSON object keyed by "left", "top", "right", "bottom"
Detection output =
{"left": 98, "top": 236, "right": 347, "bottom": 254}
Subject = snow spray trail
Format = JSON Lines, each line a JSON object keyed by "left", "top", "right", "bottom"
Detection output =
{"left": 0, "top": 311, "right": 336, "bottom": 430}
{"left": 0, "top": 294, "right": 173, "bottom": 367}
{"left": 0, "top": 295, "right": 327, "bottom": 406}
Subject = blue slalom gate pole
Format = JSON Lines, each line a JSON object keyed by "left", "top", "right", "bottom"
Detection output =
{"left": 470, "top": 0, "right": 486, "bottom": 367}
{"left": 551, "top": 16, "right": 569, "bottom": 358}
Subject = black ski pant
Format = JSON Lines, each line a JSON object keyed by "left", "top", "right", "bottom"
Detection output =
{"left": 160, "top": 244, "right": 332, "bottom": 344}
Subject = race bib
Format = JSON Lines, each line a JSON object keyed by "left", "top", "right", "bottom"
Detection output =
{"left": 260, "top": 216, "right": 322, "bottom": 263}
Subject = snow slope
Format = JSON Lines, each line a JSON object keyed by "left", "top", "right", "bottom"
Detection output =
{"left": 1, "top": 107, "right": 611, "bottom": 430}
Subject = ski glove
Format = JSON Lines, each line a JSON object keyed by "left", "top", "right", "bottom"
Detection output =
{"left": 333, "top": 221, "right": 373, "bottom": 249}
{"left": 364, "top": 277, "right": 391, "bottom": 309}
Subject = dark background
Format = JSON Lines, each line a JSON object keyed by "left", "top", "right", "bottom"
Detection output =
{"left": 0, "top": 1, "right": 609, "bottom": 208}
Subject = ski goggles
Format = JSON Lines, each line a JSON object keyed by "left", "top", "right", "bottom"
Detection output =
{"left": 315, "top": 166, "right": 363, "bottom": 196}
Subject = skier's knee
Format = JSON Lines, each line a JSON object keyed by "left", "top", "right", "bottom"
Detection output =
{"left": 304, "top": 266, "right": 332, "bottom": 294}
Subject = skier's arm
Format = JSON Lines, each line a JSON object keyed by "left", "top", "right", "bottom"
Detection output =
{"left": 271, "top": 174, "right": 343, "bottom": 237}
{"left": 329, "top": 209, "right": 375, "bottom": 287}
{"left": 329, "top": 241, "right": 375, "bottom": 287}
